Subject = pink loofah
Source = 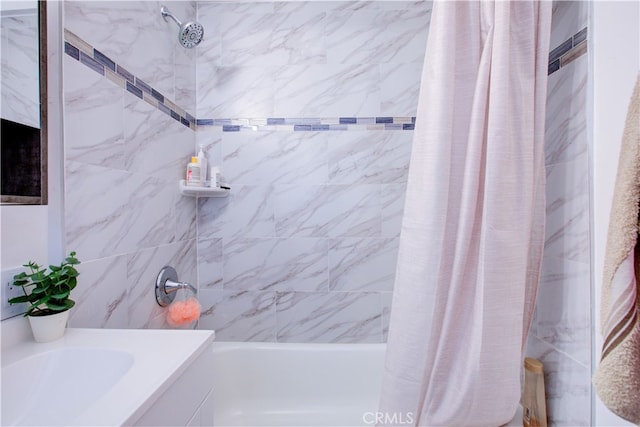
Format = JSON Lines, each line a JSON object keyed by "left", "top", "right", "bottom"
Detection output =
{"left": 167, "top": 296, "right": 201, "bottom": 326}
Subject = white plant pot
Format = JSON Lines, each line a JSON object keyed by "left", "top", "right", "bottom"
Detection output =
{"left": 27, "top": 310, "right": 70, "bottom": 343}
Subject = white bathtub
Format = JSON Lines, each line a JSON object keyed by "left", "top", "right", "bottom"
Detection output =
{"left": 210, "top": 342, "right": 524, "bottom": 427}
{"left": 211, "top": 342, "right": 386, "bottom": 426}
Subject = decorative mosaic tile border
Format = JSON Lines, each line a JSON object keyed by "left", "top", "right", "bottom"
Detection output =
{"left": 548, "top": 27, "right": 587, "bottom": 75}
{"left": 196, "top": 116, "right": 416, "bottom": 132}
{"left": 64, "top": 29, "right": 196, "bottom": 130}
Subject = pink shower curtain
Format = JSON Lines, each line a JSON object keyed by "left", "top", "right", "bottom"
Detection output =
{"left": 378, "top": 1, "right": 552, "bottom": 426}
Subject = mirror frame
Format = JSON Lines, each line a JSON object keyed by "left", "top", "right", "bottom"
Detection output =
{"left": 1, "top": 1, "right": 47, "bottom": 205}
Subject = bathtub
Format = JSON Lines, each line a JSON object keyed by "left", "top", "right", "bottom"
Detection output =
{"left": 211, "top": 342, "right": 524, "bottom": 427}
{"left": 211, "top": 342, "right": 386, "bottom": 426}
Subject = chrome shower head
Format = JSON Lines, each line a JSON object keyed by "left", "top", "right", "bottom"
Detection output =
{"left": 161, "top": 5, "right": 204, "bottom": 49}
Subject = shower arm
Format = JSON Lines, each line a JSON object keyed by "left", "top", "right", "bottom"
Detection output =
{"left": 164, "top": 279, "right": 197, "bottom": 295}
{"left": 160, "top": 6, "right": 182, "bottom": 27}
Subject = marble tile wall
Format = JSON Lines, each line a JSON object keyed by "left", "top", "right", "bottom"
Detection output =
{"left": 57, "top": 10, "right": 594, "bottom": 419}
{"left": 526, "top": 1, "right": 592, "bottom": 425}
{"left": 195, "top": 1, "right": 431, "bottom": 342}
{"left": 1, "top": 9, "right": 40, "bottom": 128}
{"left": 62, "top": 1, "right": 198, "bottom": 329}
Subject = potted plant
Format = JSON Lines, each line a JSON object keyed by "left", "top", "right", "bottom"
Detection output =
{"left": 8, "top": 251, "right": 80, "bottom": 342}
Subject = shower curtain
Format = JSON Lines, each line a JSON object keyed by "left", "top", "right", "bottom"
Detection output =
{"left": 379, "top": 1, "right": 552, "bottom": 426}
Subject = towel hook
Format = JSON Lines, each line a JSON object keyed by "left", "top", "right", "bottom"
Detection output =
{"left": 155, "top": 266, "right": 197, "bottom": 307}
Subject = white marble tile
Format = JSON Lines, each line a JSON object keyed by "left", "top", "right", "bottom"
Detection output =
{"left": 274, "top": 185, "right": 381, "bottom": 238}
{"left": 381, "top": 184, "right": 407, "bottom": 237}
{"left": 544, "top": 153, "right": 590, "bottom": 263}
{"left": 380, "top": 62, "right": 423, "bottom": 116}
{"left": 328, "top": 131, "right": 411, "bottom": 184}
{"left": 64, "top": 1, "right": 132, "bottom": 53}
{"left": 127, "top": 240, "right": 197, "bottom": 329}
{"left": 68, "top": 254, "right": 129, "bottom": 329}
{"left": 197, "top": 290, "right": 277, "bottom": 341}
{"left": 550, "top": 1, "right": 588, "bottom": 50}
{"left": 124, "top": 173, "right": 177, "bottom": 250}
{"left": 525, "top": 336, "right": 591, "bottom": 426}
{"left": 222, "top": 131, "right": 328, "bottom": 185}
{"left": 65, "top": 161, "right": 133, "bottom": 260}
{"left": 330, "top": 185, "right": 382, "bottom": 237}
{"left": 545, "top": 55, "right": 588, "bottom": 167}
{"left": 276, "top": 291, "right": 382, "bottom": 343}
{"left": 376, "top": 1, "right": 433, "bottom": 12}
{"left": 223, "top": 237, "right": 328, "bottom": 291}
{"left": 199, "top": 2, "right": 275, "bottom": 26}
{"left": 329, "top": 238, "right": 398, "bottom": 292}
{"left": 324, "top": 5, "right": 429, "bottom": 65}
{"left": 197, "top": 185, "right": 275, "bottom": 239}
{"left": 191, "top": 2, "right": 224, "bottom": 64}
{"left": 195, "top": 126, "right": 223, "bottom": 170}
{"left": 123, "top": 96, "right": 195, "bottom": 182}
{"left": 534, "top": 255, "right": 591, "bottom": 366}
{"left": 0, "top": 13, "right": 40, "bottom": 128}
{"left": 320, "top": 2, "right": 382, "bottom": 13}
{"left": 216, "top": 6, "right": 326, "bottom": 66}
{"left": 146, "top": 311, "right": 173, "bottom": 329}
{"left": 64, "top": 55, "right": 125, "bottom": 170}
{"left": 273, "top": 63, "right": 380, "bottom": 117}
{"left": 197, "top": 238, "right": 223, "bottom": 289}
{"left": 196, "top": 63, "right": 276, "bottom": 118}
{"left": 175, "top": 194, "right": 197, "bottom": 242}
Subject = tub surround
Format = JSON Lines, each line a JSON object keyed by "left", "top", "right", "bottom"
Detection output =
{"left": 194, "top": 0, "right": 430, "bottom": 343}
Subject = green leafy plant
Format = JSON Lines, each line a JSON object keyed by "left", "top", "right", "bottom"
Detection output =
{"left": 8, "top": 251, "right": 81, "bottom": 316}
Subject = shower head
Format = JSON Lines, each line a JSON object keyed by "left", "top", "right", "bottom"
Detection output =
{"left": 160, "top": 5, "right": 204, "bottom": 49}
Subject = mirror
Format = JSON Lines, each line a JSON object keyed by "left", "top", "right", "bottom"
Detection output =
{"left": 1, "top": 1, "right": 47, "bottom": 205}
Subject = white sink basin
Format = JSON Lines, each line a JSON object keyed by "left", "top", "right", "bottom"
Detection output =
{"left": 1, "top": 321, "right": 215, "bottom": 426}
{"left": 2, "top": 347, "right": 133, "bottom": 426}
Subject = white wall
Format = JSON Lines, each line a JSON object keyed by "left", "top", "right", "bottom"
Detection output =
{"left": 592, "top": 1, "right": 639, "bottom": 425}
{"left": 0, "top": 206, "right": 49, "bottom": 269}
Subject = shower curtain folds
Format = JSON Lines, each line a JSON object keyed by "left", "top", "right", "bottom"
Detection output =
{"left": 378, "top": 1, "right": 552, "bottom": 426}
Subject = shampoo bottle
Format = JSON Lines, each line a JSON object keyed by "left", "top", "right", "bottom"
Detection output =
{"left": 186, "top": 156, "right": 201, "bottom": 186}
{"left": 197, "top": 144, "right": 208, "bottom": 186}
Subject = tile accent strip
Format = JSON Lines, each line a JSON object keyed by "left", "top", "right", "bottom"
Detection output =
{"left": 64, "top": 25, "right": 588, "bottom": 133}
{"left": 548, "top": 27, "right": 587, "bottom": 75}
{"left": 198, "top": 116, "right": 417, "bottom": 132}
{"left": 64, "top": 29, "right": 196, "bottom": 130}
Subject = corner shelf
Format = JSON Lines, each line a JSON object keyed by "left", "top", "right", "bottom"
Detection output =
{"left": 179, "top": 180, "right": 229, "bottom": 198}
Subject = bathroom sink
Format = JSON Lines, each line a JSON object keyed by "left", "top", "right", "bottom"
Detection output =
{"left": 1, "top": 324, "right": 215, "bottom": 426}
{"left": 1, "top": 347, "right": 133, "bottom": 426}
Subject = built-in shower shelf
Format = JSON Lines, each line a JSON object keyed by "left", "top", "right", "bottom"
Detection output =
{"left": 179, "top": 180, "right": 229, "bottom": 198}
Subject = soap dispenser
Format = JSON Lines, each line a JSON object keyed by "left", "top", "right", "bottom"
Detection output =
{"left": 197, "top": 144, "right": 208, "bottom": 186}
